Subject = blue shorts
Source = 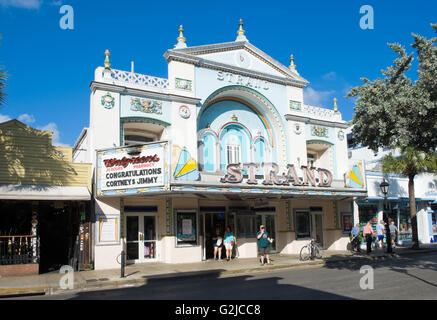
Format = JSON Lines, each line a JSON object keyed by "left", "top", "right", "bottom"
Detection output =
{"left": 378, "top": 235, "right": 384, "bottom": 240}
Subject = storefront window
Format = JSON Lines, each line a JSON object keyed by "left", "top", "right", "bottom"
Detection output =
{"left": 175, "top": 210, "right": 198, "bottom": 246}
{"left": 399, "top": 206, "right": 412, "bottom": 242}
{"left": 236, "top": 214, "right": 258, "bottom": 238}
{"left": 341, "top": 213, "right": 353, "bottom": 234}
{"left": 295, "top": 211, "right": 310, "bottom": 239}
{"left": 358, "top": 204, "right": 378, "bottom": 231}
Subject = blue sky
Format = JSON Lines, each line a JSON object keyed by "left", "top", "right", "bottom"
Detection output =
{"left": 0, "top": 0, "right": 436, "bottom": 146}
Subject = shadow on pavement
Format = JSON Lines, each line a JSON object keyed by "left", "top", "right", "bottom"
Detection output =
{"left": 322, "top": 250, "right": 437, "bottom": 288}
{"left": 65, "top": 271, "right": 354, "bottom": 301}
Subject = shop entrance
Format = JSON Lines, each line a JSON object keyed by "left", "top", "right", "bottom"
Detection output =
{"left": 0, "top": 200, "right": 89, "bottom": 274}
{"left": 125, "top": 213, "right": 158, "bottom": 263}
{"left": 202, "top": 212, "right": 226, "bottom": 260}
{"left": 311, "top": 213, "right": 324, "bottom": 247}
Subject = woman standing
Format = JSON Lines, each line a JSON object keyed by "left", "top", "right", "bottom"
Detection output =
{"left": 212, "top": 227, "right": 223, "bottom": 261}
{"left": 363, "top": 220, "right": 376, "bottom": 254}
{"left": 224, "top": 226, "right": 236, "bottom": 261}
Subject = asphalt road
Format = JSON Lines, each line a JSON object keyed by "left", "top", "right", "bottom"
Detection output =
{"left": 11, "top": 251, "right": 437, "bottom": 301}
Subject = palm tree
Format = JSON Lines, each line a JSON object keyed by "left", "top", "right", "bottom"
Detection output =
{"left": 382, "top": 148, "right": 437, "bottom": 249}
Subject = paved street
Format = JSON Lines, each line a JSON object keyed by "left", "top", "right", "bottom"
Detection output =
{"left": 14, "top": 251, "right": 437, "bottom": 300}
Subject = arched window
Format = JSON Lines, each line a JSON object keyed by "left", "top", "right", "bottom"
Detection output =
{"left": 202, "top": 133, "right": 216, "bottom": 172}
{"left": 254, "top": 138, "right": 266, "bottom": 163}
{"left": 219, "top": 125, "right": 250, "bottom": 171}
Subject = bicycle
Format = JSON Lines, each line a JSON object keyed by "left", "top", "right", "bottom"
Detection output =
{"left": 299, "top": 239, "right": 323, "bottom": 261}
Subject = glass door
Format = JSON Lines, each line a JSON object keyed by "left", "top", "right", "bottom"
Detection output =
{"left": 265, "top": 215, "right": 276, "bottom": 251}
{"left": 142, "top": 215, "right": 157, "bottom": 260}
{"left": 126, "top": 213, "right": 158, "bottom": 263}
{"left": 311, "top": 213, "right": 324, "bottom": 248}
{"left": 126, "top": 216, "right": 139, "bottom": 262}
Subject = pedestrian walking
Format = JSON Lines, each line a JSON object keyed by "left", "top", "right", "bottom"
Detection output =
{"left": 224, "top": 226, "right": 236, "bottom": 261}
{"left": 389, "top": 221, "right": 399, "bottom": 248}
{"left": 363, "top": 220, "right": 375, "bottom": 254}
{"left": 212, "top": 226, "right": 223, "bottom": 261}
{"left": 257, "top": 225, "right": 273, "bottom": 266}
{"left": 376, "top": 220, "right": 386, "bottom": 249}
{"left": 350, "top": 223, "right": 361, "bottom": 252}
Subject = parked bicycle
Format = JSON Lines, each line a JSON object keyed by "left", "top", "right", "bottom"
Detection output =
{"left": 299, "top": 239, "right": 322, "bottom": 261}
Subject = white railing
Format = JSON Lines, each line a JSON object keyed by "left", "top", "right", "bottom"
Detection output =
{"left": 302, "top": 104, "right": 342, "bottom": 122}
{"left": 95, "top": 67, "right": 169, "bottom": 91}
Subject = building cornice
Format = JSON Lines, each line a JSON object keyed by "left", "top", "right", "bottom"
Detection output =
{"left": 89, "top": 81, "right": 201, "bottom": 105}
{"left": 285, "top": 114, "right": 348, "bottom": 128}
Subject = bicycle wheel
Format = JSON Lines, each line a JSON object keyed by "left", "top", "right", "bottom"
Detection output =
{"left": 313, "top": 244, "right": 322, "bottom": 259}
{"left": 299, "top": 245, "right": 311, "bottom": 261}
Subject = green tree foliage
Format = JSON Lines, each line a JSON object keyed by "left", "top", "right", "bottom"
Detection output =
{"left": 382, "top": 149, "right": 437, "bottom": 249}
{"left": 348, "top": 24, "right": 437, "bottom": 153}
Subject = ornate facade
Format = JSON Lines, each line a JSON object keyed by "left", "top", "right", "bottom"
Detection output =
{"left": 74, "top": 21, "right": 367, "bottom": 269}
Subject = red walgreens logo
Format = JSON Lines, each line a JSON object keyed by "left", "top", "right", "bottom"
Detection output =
{"left": 104, "top": 154, "right": 160, "bottom": 168}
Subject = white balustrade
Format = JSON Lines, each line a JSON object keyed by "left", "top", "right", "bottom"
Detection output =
{"left": 95, "top": 67, "right": 169, "bottom": 91}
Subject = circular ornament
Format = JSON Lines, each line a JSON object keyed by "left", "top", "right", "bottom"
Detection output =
{"left": 101, "top": 92, "right": 115, "bottom": 109}
{"left": 338, "top": 130, "right": 345, "bottom": 141}
{"left": 179, "top": 105, "right": 191, "bottom": 119}
{"left": 294, "top": 123, "right": 302, "bottom": 135}
{"left": 234, "top": 50, "right": 251, "bottom": 69}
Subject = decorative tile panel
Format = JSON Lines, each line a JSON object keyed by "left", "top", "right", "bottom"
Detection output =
{"left": 289, "top": 100, "right": 302, "bottom": 111}
{"left": 130, "top": 97, "right": 162, "bottom": 115}
{"left": 311, "top": 125, "right": 329, "bottom": 138}
{"left": 175, "top": 78, "right": 192, "bottom": 91}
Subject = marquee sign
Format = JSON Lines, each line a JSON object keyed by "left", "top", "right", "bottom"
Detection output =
{"left": 220, "top": 162, "right": 333, "bottom": 187}
{"left": 96, "top": 142, "right": 169, "bottom": 196}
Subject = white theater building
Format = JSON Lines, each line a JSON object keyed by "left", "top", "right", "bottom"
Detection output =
{"left": 74, "top": 21, "right": 367, "bottom": 270}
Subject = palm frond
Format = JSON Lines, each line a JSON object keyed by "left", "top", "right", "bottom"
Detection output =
{"left": 382, "top": 147, "right": 437, "bottom": 177}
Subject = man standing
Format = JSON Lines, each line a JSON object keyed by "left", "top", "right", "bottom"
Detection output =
{"left": 257, "top": 225, "right": 273, "bottom": 266}
{"left": 376, "top": 220, "right": 386, "bottom": 249}
{"left": 350, "top": 223, "right": 361, "bottom": 252}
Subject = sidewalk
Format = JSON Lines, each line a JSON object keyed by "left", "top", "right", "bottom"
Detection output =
{"left": 1, "top": 243, "right": 436, "bottom": 297}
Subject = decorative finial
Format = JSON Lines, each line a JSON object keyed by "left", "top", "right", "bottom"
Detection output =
{"left": 104, "top": 49, "right": 111, "bottom": 70}
{"left": 231, "top": 114, "right": 238, "bottom": 121}
{"left": 236, "top": 18, "right": 248, "bottom": 42}
{"left": 175, "top": 25, "right": 187, "bottom": 49}
{"left": 289, "top": 54, "right": 296, "bottom": 70}
{"left": 333, "top": 98, "right": 338, "bottom": 112}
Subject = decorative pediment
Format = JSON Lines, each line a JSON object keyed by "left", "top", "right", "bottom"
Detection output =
{"left": 164, "top": 41, "right": 309, "bottom": 87}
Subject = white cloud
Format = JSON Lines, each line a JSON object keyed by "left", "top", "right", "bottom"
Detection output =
{"left": 303, "top": 87, "right": 336, "bottom": 107}
{"left": 0, "top": 0, "right": 42, "bottom": 9}
{"left": 17, "top": 113, "right": 35, "bottom": 124}
{"left": 0, "top": 113, "right": 11, "bottom": 123}
{"left": 37, "top": 122, "right": 69, "bottom": 146}
{"left": 322, "top": 71, "right": 337, "bottom": 81}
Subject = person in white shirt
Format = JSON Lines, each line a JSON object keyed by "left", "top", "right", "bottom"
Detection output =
{"left": 376, "top": 220, "right": 386, "bottom": 249}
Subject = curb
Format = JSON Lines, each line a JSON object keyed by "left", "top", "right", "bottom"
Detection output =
{"left": 1, "top": 248, "right": 436, "bottom": 298}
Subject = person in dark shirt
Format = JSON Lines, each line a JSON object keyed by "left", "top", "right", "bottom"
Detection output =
{"left": 257, "top": 225, "right": 273, "bottom": 266}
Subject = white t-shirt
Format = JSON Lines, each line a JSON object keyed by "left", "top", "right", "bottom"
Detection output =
{"left": 377, "top": 223, "right": 385, "bottom": 235}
